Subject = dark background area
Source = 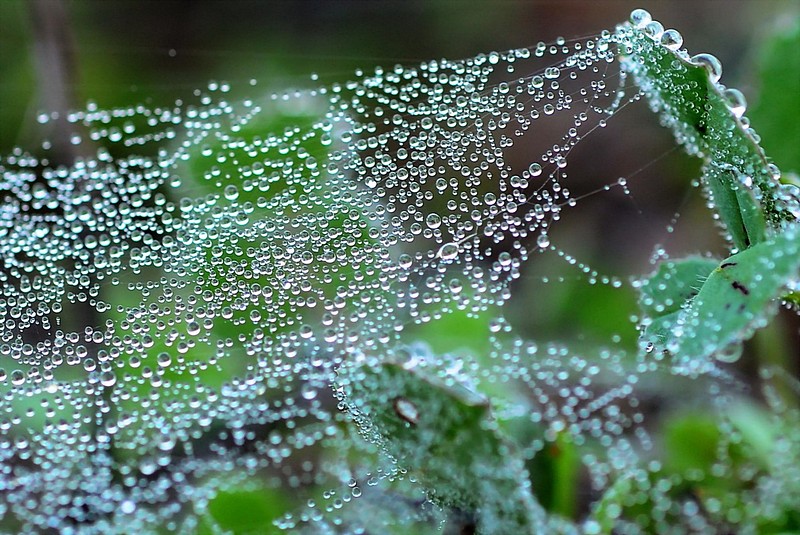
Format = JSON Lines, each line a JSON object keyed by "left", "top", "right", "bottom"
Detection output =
{"left": 2, "top": 1, "right": 796, "bottom": 147}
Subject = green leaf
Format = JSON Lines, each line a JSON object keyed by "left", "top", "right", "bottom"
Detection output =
{"left": 548, "top": 433, "right": 580, "bottom": 520}
{"left": 638, "top": 257, "right": 719, "bottom": 347}
{"left": 726, "top": 401, "right": 777, "bottom": 470}
{"left": 205, "top": 486, "right": 287, "bottom": 535}
{"left": 663, "top": 413, "right": 722, "bottom": 476}
{"left": 660, "top": 224, "right": 800, "bottom": 362}
{"left": 348, "top": 361, "right": 548, "bottom": 534}
{"left": 618, "top": 22, "right": 794, "bottom": 249}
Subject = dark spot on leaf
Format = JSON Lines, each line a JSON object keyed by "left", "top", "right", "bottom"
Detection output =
{"left": 720, "top": 262, "right": 737, "bottom": 269}
{"left": 731, "top": 281, "right": 750, "bottom": 295}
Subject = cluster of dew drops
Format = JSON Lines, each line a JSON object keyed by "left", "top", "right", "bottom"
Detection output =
{"left": 0, "top": 8, "right": 785, "bottom": 533}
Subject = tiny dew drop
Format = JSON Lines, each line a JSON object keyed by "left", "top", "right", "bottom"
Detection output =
{"left": 425, "top": 213, "right": 442, "bottom": 229}
{"left": 537, "top": 233, "right": 551, "bottom": 249}
{"left": 100, "top": 371, "right": 117, "bottom": 387}
{"left": 301, "top": 384, "right": 318, "bottom": 400}
{"left": 448, "top": 278, "right": 463, "bottom": 294}
{"left": 120, "top": 500, "right": 136, "bottom": 514}
{"left": 10, "top": 370, "right": 25, "bottom": 386}
{"left": 437, "top": 242, "right": 459, "bottom": 261}
{"left": 223, "top": 184, "right": 239, "bottom": 201}
{"left": 643, "top": 20, "right": 664, "bottom": 41}
{"left": 629, "top": 8, "right": 652, "bottom": 29}
{"left": 583, "top": 520, "right": 602, "bottom": 535}
{"left": 157, "top": 352, "right": 172, "bottom": 368}
{"left": 722, "top": 88, "right": 747, "bottom": 119}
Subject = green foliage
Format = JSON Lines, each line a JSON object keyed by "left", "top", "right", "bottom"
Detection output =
{"left": 351, "top": 362, "right": 545, "bottom": 534}
{"left": 640, "top": 226, "right": 800, "bottom": 363}
{"left": 618, "top": 17, "right": 797, "bottom": 247}
{"left": 202, "top": 486, "right": 287, "bottom": 535}
{"left": 750, "top": 18, "right": 800, "bottom": 174}
{"left": 638, "top": 256, "right": 719, "bottom": 348}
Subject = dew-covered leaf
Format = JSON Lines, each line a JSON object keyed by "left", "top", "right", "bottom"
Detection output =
{"left": 660, "top": 224, "right": 800, "bottom": 363}
{"left": 617, "top": 14, "right": 796, "bottom": 249}
{"left": 638, "top": 256, "right": 719, "bottom": 348}
{"left": 348, "top": 361, "right": 548, "bottom": 534}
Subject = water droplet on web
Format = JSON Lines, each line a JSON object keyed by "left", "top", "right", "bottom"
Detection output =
{"left": 10, "top": 370, "right": 25, "bottom": 386}
{"left": 537, "top": 233, "right": 551, "bottom": 249}
{"left": 100, "top": 371, "right": 117, "bottom": 387}
{"left": 425, "top": 213, "right": 442, "bottom": 229}
{"left": 437, "top": 242, "right": 459, "bottom": 261}
{"left": 157, "top": 352, "right": 172, "bottom": 368}
{"left": 301, "top": 384, "right": 318, "bottom": 400}
{"left": 224, "top": 184, "right": 240, "bottom": 201}
{"left": 715, "top": 344, "right": 743, "bottom": 363}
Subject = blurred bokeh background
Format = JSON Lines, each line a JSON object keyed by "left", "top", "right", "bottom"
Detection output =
{"left": 2, "top": 1, "right": 797, "bottom": 144}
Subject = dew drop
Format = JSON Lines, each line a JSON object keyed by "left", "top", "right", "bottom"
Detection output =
{"left": 660, "top": 29, "right": 683, "bottom": 50}
{"left": 425, "top": 213, "right": 442, "bottom": 229}
{"left": 722, "top": 87, "right": 747, "bottom": 119}
{"left": 690, "top": 53, "right": 723, "bottom": 84}
{"left": 537, "top": 233, "right": 551, "bottom": 249}
{"left": 437, "top": 242, "right": 459, "bottom": 261}
{"left": 643, "top": 21, "right": 664, "bottom": 41}
{"left": 224, "top": 184, "right": 240, "bottom": 201}
{"left": 629, "top": 8, "right": 652, "bottom": 29}
{"left": 715, "top": 344, "right": 742, "bottom": 364}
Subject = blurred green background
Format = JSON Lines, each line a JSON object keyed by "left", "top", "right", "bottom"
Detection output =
{"left": 1, "top": 1, "right": 800, "bottom": 532}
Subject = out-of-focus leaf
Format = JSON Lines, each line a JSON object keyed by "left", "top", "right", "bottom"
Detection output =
{"left": 749, "top": 19, "right": 800, "bottom": 174}
{"left": 349, "top": 361, "right": 549, "bottom": 534}
{"left": 204, "top": 486, "right": 287, "bottom": 535}
{"left": 663, "top": 413, "right": 721, "bottom": 476}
